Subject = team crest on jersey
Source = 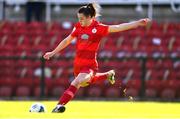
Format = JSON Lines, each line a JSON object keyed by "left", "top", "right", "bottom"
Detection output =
{"left": 92, "top": 28, "right": 97, "bottom": 33}
{"left": 81, "top": 34, "right": 89, "bottom": 40}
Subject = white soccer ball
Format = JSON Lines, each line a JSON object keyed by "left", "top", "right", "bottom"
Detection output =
{"left": 29, "top": 102, "right": 46, "bottom": 112}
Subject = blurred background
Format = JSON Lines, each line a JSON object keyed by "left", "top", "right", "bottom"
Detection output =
{"left": 0, "top": 0, "right": 180, "bottom": 101}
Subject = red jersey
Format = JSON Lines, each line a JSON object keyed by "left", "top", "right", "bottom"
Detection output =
{"left": 70, "top": 20, "right": 109, "bottom": 76}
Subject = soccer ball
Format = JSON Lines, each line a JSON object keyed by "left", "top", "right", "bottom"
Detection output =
{"left": 29, "top": 102, "right": 46, "bottom": 112}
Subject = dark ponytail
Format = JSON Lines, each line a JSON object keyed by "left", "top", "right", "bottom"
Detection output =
{"left": 78, "top": 3, "right": 101, "bottom": 18}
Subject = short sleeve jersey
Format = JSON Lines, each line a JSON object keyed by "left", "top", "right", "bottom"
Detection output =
{"left": 71, "top": 20, "right": 109, "bottom": 74}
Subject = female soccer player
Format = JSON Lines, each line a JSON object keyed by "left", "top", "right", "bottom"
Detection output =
{"left": 43, "top": 3, "right": 150, "bottom": 113}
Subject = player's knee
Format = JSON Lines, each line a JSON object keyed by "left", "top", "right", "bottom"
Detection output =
{"left": 71, "top": 79, "right": 80, "bottom": 87}
{"left": 73, "top": 77, "right": 89, "bottom": 87}
{"left": 72, "top": 73, "right": 92, "bottom": 87}
{"left": 71, "top": 77, "right": 84, "bottom": 86}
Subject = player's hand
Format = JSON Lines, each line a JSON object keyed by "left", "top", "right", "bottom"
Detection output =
{"left": 43, "top": 52, "right": 54, "bottom": 60}
{"left": 138, "top": 18, "right": 151, "bottom": 26}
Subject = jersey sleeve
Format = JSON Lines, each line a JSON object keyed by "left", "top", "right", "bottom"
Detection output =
{"left": 70, "top": 27, "right": 78, "bottom": 37}
{"left": 98, "top": 24, "right": 109, "bottom": 36}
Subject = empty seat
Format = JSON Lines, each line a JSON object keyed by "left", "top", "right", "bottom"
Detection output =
{"left": 75, "top": 88, "right": 85, "bottom": 98}
{"left": 33, "top": 78, "right": 51, "bottom": 97}
{"left": 160, "top": 88, "right": 176, "bottom": 100}
{"left": 0, "top": 78, "right": 17, "bottom": 93}
{"left": 145, "top": 79, "right": 161, "bottom": 98}
{"left": 125, "top": 79, "right": 141, "bottom": 97}
{"left": 0, "top": 86, "right": 13, "bottom": 97}
{"left": 104, "top": 86, "right": 121, "bottom": 98}
{"left": 51, "top": 86, "right": 65, "bottom": 97}
{"left": 33, "top": 86, "right": 48, "bottom": 97}
{"left": 86, "top": 86, "right": 102, "bottom": 97}
{"left": 15, "top": 86, "right": 31, "bottom": 97}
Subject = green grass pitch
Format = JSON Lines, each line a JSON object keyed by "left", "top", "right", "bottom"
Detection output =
{"left": 0, "top": 100, "right": 180, "bottom": 119}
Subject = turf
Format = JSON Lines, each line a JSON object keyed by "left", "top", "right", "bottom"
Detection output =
{"left": 0, "top": 100, "right": 180, "bottom": 119}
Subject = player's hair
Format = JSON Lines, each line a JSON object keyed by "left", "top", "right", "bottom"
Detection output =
{"left": 78, "top": 3, "right": 101, "bottom": 18}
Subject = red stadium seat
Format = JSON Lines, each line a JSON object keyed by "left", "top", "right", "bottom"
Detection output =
{"left": 125, "top": 88, "right": 139, "bottom": 97}
{"left": 161, "top": 79, "right": 180, "bottom": 91}
{"left": 15, "top": 68, "right": 33, "bottom": 78}
{"left": 14, "top": 78, "right": 33, "bottom": 97}
{"left": 46, "top": 22, "right": 61, "bottom": 32}
{"left": 33, "top": 86, "right": 49, "bottom": 97}
{"left": 160, "top": 79, "right": 180, "bottom": 99}
{"left": 160, "top": 88, "right": 176, "bottom": 100}
{"left": 51, "top": 86, "right": 65, "bottom": 97}
{"left": 32, "top": 78, "right": 53, "bottom": 97}
{"left": 33, "top": 79, "right": 53, "bottom": 90}
{"left": 145, "top": 79, "right": 161, "bottom": 98}
{"left": 0, "top": 86, "right": 13, "bottom": 97}
{"left": 126, "top": 79, "right": 141, "bottom": 90}
{"left": 15, "top": 86, "right": 31, "bottom": 97}
{"left": 86, "top": 86, "right": 102, "bottom": 97}
{"left": 52, "top": 78, "right": 70, "bottom": 88}
{"left": 0, "top": 77, "right": 17, "bottom": 97}
{"left": 145, "top": 88, "right": 157, "bottom": 98}
{"left": 124, "top": 79, "right": 141, "bottom": 97}
{"left": 0, "top": 78, "right": 17, "bottom": 90}
{"left": 15, "top": 60, "right": 33, "bottom": 68}
{"left": 75, "top": 88, "right": 85, "bottom": 98}
{"left": 104, "top": 86, "right": 120, "bottom": 98}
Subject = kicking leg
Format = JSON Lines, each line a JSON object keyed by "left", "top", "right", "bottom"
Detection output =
{"left": 91, "top": 70, "right": 115, "bottom": 84}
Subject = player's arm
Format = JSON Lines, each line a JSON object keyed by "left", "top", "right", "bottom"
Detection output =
{"left": 108, "top": 18, "right": 151, "bottom": 33}
{"left": 43, "top": 35, "right": 75, "bottom": 60}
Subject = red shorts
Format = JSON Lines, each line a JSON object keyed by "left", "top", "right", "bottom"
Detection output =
{"left": 73, "top": 66, "right": 98, "bottom": 77}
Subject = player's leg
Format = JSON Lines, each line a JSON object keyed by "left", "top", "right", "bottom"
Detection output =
{"left": 52, "top": 83, "right": 78, "bottom": 113}
{"left": 91, "top": 70, "right": 115, "bottom": 84}
{"left": 52, "top": 72, "right": 92, "bottom": 113}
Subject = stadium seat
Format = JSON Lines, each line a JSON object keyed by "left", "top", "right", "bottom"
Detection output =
{"left": 103, "top": 79, "right": 125, "bottom": 98}
{"left": 125, "top": 79, "right": 141, "bottom": 97}
{"left": 51, "top": 86, "right": 65, "bottom": 97}
{"left": 32, "top": 78, "right": 54, "bottom": 97}
{"left": 15, "top": 68, "right": 33, "bottom": 78}
{"left": 160, "top": 79, "right": 180, "bottom": 99}
{"left": 14, "top": 46, "right": 31, "bottom": 57}
{"left": 0, "top": 45, "right": 14, "bottom": 56}
{"left": 0, "top": 76, "right": 16, "bottom": 99}
{"left": 126, "top": 79, "right": 141, "bottom": 90}
{"left": 145, "top": 79, "right": 161, "bottom": 98}
{"left": 14, "top": 78, "right": 33, "bottom": 97}
{"left": 18, "top": 77, "right": 33, "bottom": 85}
{"left": 145, "top": 88, "right": 157, "bottom": 98}
{"left": 104, "top": 86, "right": 121, "bottom": 98}
{"left": 0, "top": 86, "right": 13, "bottom": 97}
{"left": 33, "top": 86, "right": 49, "bottom": 97}
{"left": 160, "top": 88, "right": 176, "bottom": 100}
{"left": 27, "top": 21, "right": 45, "bottom": 31}
{"left": 0, "top": 78, "right": 17, "bottom": 91}
{"left": 15, "top": 86, "right": 31, "bottom": 97}
{"left": 15, "top": 60, "right": 33, "bottom": 68}
{"left": 75, "top": 88, "right": 85, "bottom": 98}
{"left": 125, "top": 88, "right": 139, "bottom": 97}
{"left": 52, "top": 78, "right": 70, "bottom": 88}
{"left": 86, "top": 85, "right": 102, "bottom": 97}
{"left": 46, "top": 22, "right": 61, "bottom": 32}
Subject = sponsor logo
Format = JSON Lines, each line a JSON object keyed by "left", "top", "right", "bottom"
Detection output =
{"left": 92, "top": 28, "right": 97, "bottom": 33}
{"left": 81, "top": 34, "right": 89, "bottom": 40}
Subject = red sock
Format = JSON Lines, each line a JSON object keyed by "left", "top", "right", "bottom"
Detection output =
{"left": 91, "top": 72, "right": 108, "bottom": 83}
{"left": 58, "top": 85, "right": 78, "bottom": 105}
